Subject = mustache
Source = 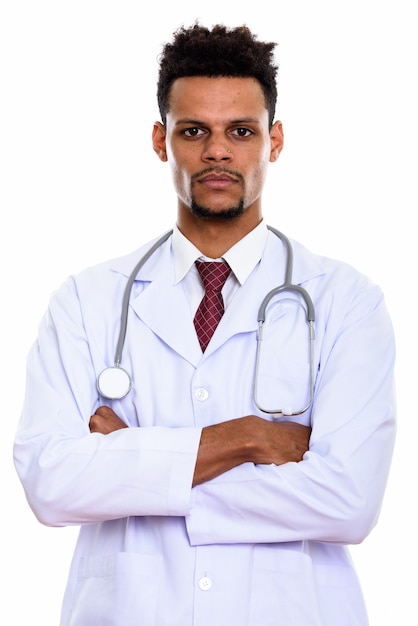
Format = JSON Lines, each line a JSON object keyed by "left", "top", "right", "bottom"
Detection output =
{"left": 191, "top": 166, "right": 244, "bottom": 183}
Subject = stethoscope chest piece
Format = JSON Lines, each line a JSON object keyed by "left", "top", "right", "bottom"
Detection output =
{"left": 97, "top": 366, "right": 131, "bottom": 400}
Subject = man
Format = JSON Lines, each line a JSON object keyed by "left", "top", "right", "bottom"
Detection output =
{"left": 14, "top": 24, "right": 396, "bottom": 626}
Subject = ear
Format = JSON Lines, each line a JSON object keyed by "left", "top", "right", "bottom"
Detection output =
{"left": 269, "top": 121, "right": 284, "bottom": 162}
{"left": 152, "top": 122, "right": 168, "bottom": 162}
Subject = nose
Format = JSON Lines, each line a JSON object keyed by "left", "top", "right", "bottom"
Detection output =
{"left": 202, "top": 137, "right": 232, "bottom": 162}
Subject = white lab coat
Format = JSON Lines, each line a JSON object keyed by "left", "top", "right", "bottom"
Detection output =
{"left": 14, "top": 230, "right": 396, "bottom": 626}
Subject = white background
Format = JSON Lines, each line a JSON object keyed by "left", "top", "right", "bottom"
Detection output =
{"left": 1, "top": 1, "right": 416, "bottom": 624}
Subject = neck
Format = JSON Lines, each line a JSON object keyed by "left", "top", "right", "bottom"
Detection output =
{"left": 177, "top": 209, "right": 263, "bottom": 258}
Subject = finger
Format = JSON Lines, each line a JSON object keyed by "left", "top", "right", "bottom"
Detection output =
{"left": 95, "top": 405, "right": 118, "bottom": 418}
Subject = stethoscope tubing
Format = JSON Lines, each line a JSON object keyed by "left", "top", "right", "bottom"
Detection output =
{"left": 98, "top": 225, "right": 316, "bottom": 415}
{"left": 253, "top": 226, "right": 316, "bottom": 416}
{"left": 114, "top": 229, "right": 173, "bottom": 367}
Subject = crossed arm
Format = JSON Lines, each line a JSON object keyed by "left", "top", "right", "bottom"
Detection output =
{"left": 89, "top": 406, "right": 311, "bottom": 487}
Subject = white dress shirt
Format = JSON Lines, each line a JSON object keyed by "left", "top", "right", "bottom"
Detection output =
{"left": 172, "top": 220, "right": 268, "bottom": 314}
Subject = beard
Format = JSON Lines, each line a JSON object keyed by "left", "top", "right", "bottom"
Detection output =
{"left": 190, "top": 197, "right": 245, "bottom": 220}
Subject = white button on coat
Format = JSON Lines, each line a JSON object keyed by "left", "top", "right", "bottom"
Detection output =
{"left": 198, "top": 577, "right": 212, "bottom": 591}
{"left": 195, "top": 387, "right": 209, "bottom": 401}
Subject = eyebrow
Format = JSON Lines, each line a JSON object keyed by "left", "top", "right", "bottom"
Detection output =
{"left": 175, "top": 117, "right": 262, "bottom": 126}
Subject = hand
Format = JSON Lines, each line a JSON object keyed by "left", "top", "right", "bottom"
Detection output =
{"left": 246, "top": 417, "right": 311, "bottom": 465}
{"left": 89, "top": 405, "right": 128, "bottom": 434}
{"left": 193, "top": 415, "right": 311, "bottom": 486}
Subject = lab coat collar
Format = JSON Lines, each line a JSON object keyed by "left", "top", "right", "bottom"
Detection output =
{"left": 125, "top": 239, "right": 204, "bottom": 366}
{"left": 108, "top": 230, "right": 175, "bottom": 280}
{"left": 211, "top": 231, "right": 325, "bottom": 353}
{"left": 108, "top": 228, "right": 325, "bottom": 364}
{"left": 108, "top": 227, "right": 324, "bottom": 286}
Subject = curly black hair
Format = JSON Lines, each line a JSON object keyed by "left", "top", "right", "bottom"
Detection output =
{"left": 157, "top": 24, "right": 278, "bottom": 127}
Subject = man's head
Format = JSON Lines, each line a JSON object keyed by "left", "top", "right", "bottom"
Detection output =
{"left": 152, "top": 24, "right": 284, "bottom": 237}
{"left": 157, "top": 24, "right": 278, "bottom": 128}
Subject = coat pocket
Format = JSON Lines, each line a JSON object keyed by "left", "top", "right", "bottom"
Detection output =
{"left": 249, "top": 545, "right": 321, "bottom": 625}
{"left": 69, "top": 552, "right": 162, "bottom": 626}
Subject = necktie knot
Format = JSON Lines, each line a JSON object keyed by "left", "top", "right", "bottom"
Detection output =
{"left": 195, "top": 260, "right": 231, "bottom": 293}
{"left": 194, "top": 260, "right": 231, "bottom": 352}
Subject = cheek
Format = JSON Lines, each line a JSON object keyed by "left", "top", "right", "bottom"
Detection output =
{"left": 167, "top": 146, "right": 199, "bottom": 189}
{"left": 169, "top": 162, "right": 192, "bottom": 200}
{"left": 170, "top": 162, "right": 187, "bottom": 183}
{"left": 244, "top": 146, "right": 270, "bottom": 183}
{"left": 246, "top": 163, "right": 268, "bottom": 195}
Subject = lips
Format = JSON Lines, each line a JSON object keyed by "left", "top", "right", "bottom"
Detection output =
{"left": 196, "top": 170, "right": 240, "bottom": 189}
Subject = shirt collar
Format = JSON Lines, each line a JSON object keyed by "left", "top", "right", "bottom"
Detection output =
{"left": 172, "top": 220, "right": 268, "bottom": 285}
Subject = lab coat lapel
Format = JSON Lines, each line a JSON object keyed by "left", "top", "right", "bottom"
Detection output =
{"left": 126, "top": 242, "right": 267, "bottom": 364}
{"left": 129, "top": 248, "right": 202, "bottom": 366}
{"left": 125, "top": 229, "right": 325, "bottom": 363}
{"left": 204, "top": 230, "right": 326, "bottom": 355}
{"left": 204, "top": 234, "right": 286, "bottom": 355}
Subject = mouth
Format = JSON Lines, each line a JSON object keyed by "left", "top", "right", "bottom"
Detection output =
{"left": 193, "top": 168, "right": 241, "bottom": 190}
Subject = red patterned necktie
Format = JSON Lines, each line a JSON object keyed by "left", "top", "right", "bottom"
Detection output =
{"left": 194, "top": 260, "right": 231, "bottom": 352}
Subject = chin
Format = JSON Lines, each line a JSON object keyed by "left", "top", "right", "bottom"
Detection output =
{"left": 191, "top": 199, "right": 245, "bottom": 220}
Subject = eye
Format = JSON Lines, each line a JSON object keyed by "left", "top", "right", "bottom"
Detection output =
{"left": 183, "top": 127, "right": 205, "bottom": 138}
{"left": 231, "top": 127, "right": 254, "bottom": 138}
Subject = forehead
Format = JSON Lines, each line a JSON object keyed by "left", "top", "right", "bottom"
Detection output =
{"left": 167, "top": 76, "right": 268, "bottom": 122}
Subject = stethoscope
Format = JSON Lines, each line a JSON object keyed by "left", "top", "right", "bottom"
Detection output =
{"left": 97, "top": 226, "right": 316, "bottom": 416}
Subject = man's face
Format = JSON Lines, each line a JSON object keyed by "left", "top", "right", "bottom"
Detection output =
{"left": 153, "top": 76, "right": 283, "bottom": 221}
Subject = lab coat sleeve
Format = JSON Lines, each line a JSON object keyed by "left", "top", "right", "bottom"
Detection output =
{"left": 185, "top": 278, "right": 396, "bottom": 546}
{"left": 13, "top": 276, "right": 201, "bottom": 527}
